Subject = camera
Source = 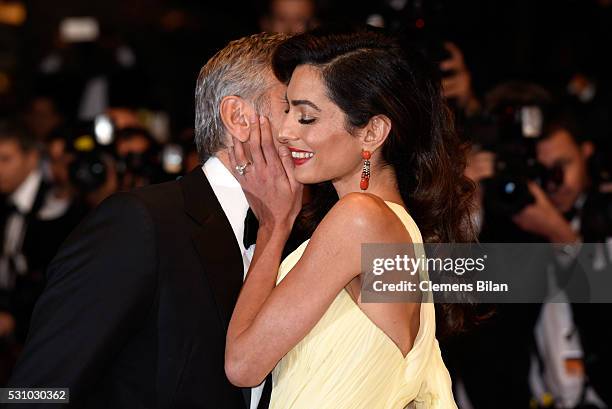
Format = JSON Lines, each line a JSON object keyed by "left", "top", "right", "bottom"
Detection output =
{"left": 113, "top": 126, "right": 183, "bottom": 189}
{"left": 66, "top": 115, "right": 115, "bottom": 194}
{"left": 468, "top": 103, "right": 564, "bottom": 216}
{"left": 66, "top": 114, "right": 185, "bottom": 195}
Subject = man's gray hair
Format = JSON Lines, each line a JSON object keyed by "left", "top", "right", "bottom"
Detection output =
{"left": 195, "top": 32, "right": 289, "bottom": 162}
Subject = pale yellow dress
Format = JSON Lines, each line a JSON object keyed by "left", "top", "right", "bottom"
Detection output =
{"left": 270, "top": 201, "right": 458, "bottom": 409}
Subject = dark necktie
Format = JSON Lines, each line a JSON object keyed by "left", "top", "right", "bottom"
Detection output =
{"left": 243, "top": 208, "right": 259, "bottom": 249}
{"left": 1, "top": 201, "right": 19, "bottom": 219}
{"left": 257, "top": 374, "right": 273, "bottom": 409}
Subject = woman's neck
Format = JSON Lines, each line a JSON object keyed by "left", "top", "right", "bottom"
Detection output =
{"left": 332, "top": 164, "right": 404, "bottom": 205}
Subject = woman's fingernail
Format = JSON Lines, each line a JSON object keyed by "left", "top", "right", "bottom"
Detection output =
{"left": 259, "top": 115, "right": 265, "bottom": 124}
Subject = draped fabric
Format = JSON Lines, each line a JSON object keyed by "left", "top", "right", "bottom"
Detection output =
{"left": 270, "top": 201, "right": 457, "bottom": 409}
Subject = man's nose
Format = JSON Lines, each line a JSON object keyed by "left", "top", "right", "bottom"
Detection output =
{"left": 277, "top": 121, "right": 299, "bottom": 144}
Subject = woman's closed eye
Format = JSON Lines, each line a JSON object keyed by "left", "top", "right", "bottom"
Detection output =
{"left": 298, "top": 116, "right": 316, "bottom": 125}
{"left": 284, "top": 95, "right": 320, "bottom": 125}
{"left": 283, "top": 105, "right": 317, "bottom": 125}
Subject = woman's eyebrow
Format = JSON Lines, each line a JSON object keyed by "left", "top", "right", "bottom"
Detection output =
{"left": 290, "top": 99, "right": 321, "bottom": 112}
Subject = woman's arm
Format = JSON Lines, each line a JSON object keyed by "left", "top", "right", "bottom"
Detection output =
{"left": 224, "top": 114, "right": 303, "bottom": 386}
{"left": 226, "top": 191, "right": 403, "bottom": 386}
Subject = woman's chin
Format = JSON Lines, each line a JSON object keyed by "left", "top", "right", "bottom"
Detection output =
{"left": 294, "top": 170, "right": 325, "bottom": 185}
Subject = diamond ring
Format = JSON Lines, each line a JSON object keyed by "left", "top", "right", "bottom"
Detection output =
{"left": 235, "top": 162, "right": 251, "bottom": 176}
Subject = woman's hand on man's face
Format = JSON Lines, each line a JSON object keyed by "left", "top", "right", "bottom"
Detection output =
{"left": 229, "top": 113, "right": 303, "bottom": 233}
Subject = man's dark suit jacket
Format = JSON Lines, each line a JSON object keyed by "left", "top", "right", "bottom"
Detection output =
{"left": 7, "top": 168, "right": 249, "bottom": 408}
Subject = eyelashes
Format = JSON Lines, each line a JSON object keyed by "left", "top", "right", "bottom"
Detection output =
{"left": 283, "top": 107, "right": 317, "bottom": 125}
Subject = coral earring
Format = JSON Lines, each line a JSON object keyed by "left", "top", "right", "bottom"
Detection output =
{"left": 360, "top": 177, "right": 369, "bottom": 190}
{"left": 360, "top": 150, "right": 371, "bottom": 191}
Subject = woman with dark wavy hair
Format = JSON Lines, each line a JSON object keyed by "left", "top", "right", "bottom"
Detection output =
{"left": 225, "top": 28, "right": 474, "bottom": 408}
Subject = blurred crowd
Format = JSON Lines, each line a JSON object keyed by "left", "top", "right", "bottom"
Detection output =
{"left": 1, "top": 0, "right": 612, "bottom": 408}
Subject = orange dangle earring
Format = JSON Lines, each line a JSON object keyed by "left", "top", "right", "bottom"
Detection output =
{"left": 360, "top": 150, "right": 371, "bottom": 191}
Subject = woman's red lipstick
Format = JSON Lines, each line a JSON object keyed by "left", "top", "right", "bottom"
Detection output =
{"left": 288, "top": 147, "right": 315, "bottom": 166}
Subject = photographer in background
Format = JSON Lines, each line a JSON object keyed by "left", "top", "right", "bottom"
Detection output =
{"left": 527, "top": 114, "right": 611, "bottom": 409}
{"left": 114, "top": 127, "right": 164, "bottom": 191}
{"left": 512, "top": 104, "right": 610, "bottom": 409}
{"left": 458, "top": 82, "right": 611, "bottom": 408}
{"left": 64, "top": 115, "right": 181, "bottom": 210}
{"left": 0, "top": 121, "right": 83, "bottom": 382}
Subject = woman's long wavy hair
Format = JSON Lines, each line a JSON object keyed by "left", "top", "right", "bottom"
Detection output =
{"left": 272, "top": 28, "right": 477, "bottom": 334}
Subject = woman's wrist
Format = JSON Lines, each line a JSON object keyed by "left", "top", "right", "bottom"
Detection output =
{"left": 258, "top": 221, "right": 292, "bottom": 242}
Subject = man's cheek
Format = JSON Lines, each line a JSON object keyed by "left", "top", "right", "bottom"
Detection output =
{"left": 563, "top": 170, "right": 582, "bottom": 193}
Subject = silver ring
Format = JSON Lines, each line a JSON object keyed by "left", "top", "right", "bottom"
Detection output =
{"left": 235, "top": 162, "right": 251, "bottom": 176}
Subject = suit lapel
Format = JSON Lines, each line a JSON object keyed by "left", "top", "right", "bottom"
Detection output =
{"left": 181, "top": 167, "right": 245, "bottom": 330}
{"left": 181, "top": 168, "right": 259, "bottom": 409}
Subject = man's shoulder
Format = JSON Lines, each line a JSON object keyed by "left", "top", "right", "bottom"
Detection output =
{"left": 127, "top": 169, "right": 211, "bottom": 213}
{"left": 128, "top": 178, "right": 183, "bottom": 208}
{"left": 88, "top": 179, "right": 184, "bottom": 229}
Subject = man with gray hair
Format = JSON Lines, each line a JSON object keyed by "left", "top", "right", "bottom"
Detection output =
{"left": 8, "top": 32, "right": 288, "bottom": 409}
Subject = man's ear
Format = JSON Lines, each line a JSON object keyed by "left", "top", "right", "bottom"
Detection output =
{"left": 360, "top": 114, "right": 392, "bottom": 152}
{"left": 219, "top": 96, "right": 255, "bottom": 143}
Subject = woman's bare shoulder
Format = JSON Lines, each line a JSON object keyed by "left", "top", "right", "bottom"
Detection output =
{"left": 311, "top": 192, "right": 411, "bottom": 245}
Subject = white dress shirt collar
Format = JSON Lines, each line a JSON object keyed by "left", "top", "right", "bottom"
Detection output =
{"left": 10, "top": 168, "right": 42, "bottom": 214}
{"left": 201, "top": 155, "right": 250, "bottom": 255}
{"left": 202, "top": 155, "right": 242, "bottom": 189}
